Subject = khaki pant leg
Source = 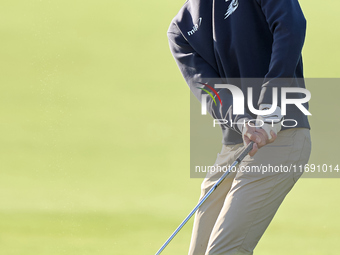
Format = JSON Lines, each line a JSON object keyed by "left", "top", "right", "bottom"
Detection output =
{"left": 206, "top": 128, "right": 311, "bottom": 255}
{"left": 188, "top": 144, "right": 244, "bottom": 255}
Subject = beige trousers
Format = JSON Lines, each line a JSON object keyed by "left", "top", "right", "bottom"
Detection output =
{"left": 188, "top": 128, "right": 311, "bottom": 255}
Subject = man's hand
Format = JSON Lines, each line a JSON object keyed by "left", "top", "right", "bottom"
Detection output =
{"left": 242, "top": 123, "right": 277, "bottom": 157}
{"left": 257, "top": 104, "right": 283, "bottom": 140}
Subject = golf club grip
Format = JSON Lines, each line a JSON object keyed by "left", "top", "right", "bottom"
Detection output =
{"left": 236, "top": 141, "right": 254, "bottom": 163}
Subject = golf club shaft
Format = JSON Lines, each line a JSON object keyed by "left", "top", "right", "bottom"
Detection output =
{"left": 155, "top": 141, "right": 254, "bottom": 255}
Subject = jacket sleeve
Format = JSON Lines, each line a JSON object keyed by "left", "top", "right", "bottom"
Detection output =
{"left": 256, "top": 0, "right": 307, "bottom": 105}
{"left": 167, "top": 23, "right": 252, "bottom": 133}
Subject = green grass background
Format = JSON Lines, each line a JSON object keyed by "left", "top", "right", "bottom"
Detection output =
{"left": 0, "top": 0, "right": 339, "bottom": 254}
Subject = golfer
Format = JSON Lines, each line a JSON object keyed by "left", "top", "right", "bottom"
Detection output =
{"left": 167, "top": 0, "right": 311, "bottom": 254}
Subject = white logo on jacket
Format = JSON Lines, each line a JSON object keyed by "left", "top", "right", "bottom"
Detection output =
{"left": 225, "top": 0, "right": 239, "bottom": 19}
{"left": 187, "top": 17, "right": 202, "bottom": 36}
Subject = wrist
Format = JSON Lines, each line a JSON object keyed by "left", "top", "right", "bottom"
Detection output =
{"left": 237, "top": 118, "right": 250, "bottom": 134}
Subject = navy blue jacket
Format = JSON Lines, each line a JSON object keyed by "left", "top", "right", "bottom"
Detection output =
{"left": 168, "top": 0, "right": 310, "bottom": 145}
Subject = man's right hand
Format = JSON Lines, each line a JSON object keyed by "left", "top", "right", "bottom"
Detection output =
{"left": 242, "top": 123, "right": 277, "bottom": 157}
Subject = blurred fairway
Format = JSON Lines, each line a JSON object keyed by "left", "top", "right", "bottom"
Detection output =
{"left": 0, "top": 0, "right": 339, "bottom": 254}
